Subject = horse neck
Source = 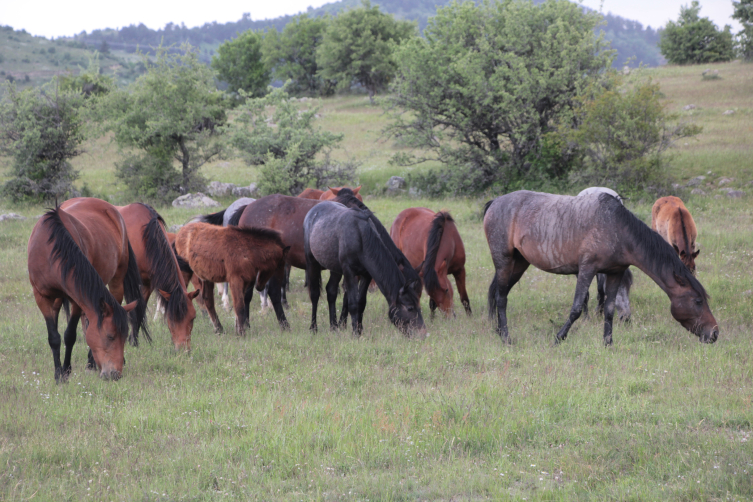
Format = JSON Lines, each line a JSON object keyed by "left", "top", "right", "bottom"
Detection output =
{"left": 624, "top": 243, "right": 675, "bottom": 297}
{"left": 358, "top": 227, "right": 404, "bottom": 304}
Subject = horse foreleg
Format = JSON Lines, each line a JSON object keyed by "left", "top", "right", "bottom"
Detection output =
{"left": 202, "top": 280, "right": 223, "bottom": 334}
{"left": 266, "top": 274, "right": 289, "bottom": 330}
{"left": 229, "top": 278, "right": 248, "bottom": 336}
{"left": 282, "top": 264, "right": 291, "bottom": 309}
{"left": 61, "top": 302, "right": 82, "bottom": 378}
{"left": 325, "top": 271, "right": 343, "bottom": 330}
{"left": 343, "top": 272, "right": 361, "bottom": 336}
{"left": 601, "top": 272, "right": 625, "bottom": 346}
{"left": 453, "top": 267, "right": 472, "bottom": 316}
{"left": 555, "top": 269, "right": 596, "bottom": 344}
{"left": 356, "top": 274, "right": 371, "bottom": 326}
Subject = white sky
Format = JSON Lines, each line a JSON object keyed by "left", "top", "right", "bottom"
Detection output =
{"left": 4, "top": 0, "right": 742, "bottom": 39}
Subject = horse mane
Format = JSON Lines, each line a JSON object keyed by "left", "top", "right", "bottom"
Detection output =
{"left": 137, "top": 203, "right": 189, "bottom": 324}
{"left": 603, "top": 194, "right": 708, "bottom": 299}
{"left": 483, "top": 199, "right": 495, "bottom": 217}
{"left": 43, "top": 207, "right": 129, "bottom": 340}
{"left": 227, "top": 225, "right": 284, "bottom": 248}
{"left": 227, "top": 205, "right": 248, "bottom": 226}
{"left": 198, "top": 208, "right": 226, "bottom": 226}
{"left": 423, "top": 211, "right": 453, "bottom": 293}
{"left": 172, "top": 242, "right": 192, "bottom": 274}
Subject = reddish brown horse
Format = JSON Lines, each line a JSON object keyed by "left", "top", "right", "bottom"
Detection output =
{"left": 390, "top": 208, "right": 471, "bottom": 318}
{"left": 652, "top": 196, "right": 699, "bottom": 274}
{"left": 174, "top": 222, "right": 290, "bottom": 335}
{"left": 28, "top": 198, "right": 148, "bottom": 382}
{"left": 298, "top": 188, "right": 325, "bottom": 200}
{"left": 118, "top": 204, "right": 199, "bottom": 350}
{"left": 298, "top": 186, "right": 363, "bottom": 201}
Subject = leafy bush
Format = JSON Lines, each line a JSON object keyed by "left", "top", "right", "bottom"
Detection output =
{"left": 212, "top": 30, "right": 269, "bottom": 98}
{"left": 659, "top": 1, "right": 734, "bottom": 65}
{"left": 115, "top": 151, "right": 204, "bottom": 203}
{"left": 733, "top": 0, "right": 753, "bottom": 61}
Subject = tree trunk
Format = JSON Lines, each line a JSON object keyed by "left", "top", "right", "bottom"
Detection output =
{"left": 178, "top": 137, "right": 190, "bottom": 195}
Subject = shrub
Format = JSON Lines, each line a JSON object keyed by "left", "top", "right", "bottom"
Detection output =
{"left": 659, "top": 1, "right": 734, "bottom": 65}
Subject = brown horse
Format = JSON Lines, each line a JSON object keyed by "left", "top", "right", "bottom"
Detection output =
{"left": 298, "top": 188, "right": 325, "bottom": 200}
{"left": 390, "top": 208, "right": 471, "bottom": 318}
{"left": 652, "top": 196, "right": 699, "bottom": 274}
{"left": 174, "top": 222, "right": 290, "bottom": 335}
{"left": 484, "top": 191, "right": 718, "bottom": 345}
{"left": 118, "top": 204, "right": 199, "bottom": 350}
{"left": 28, "top": 198, "right": 148, "bottom": 382}
{"left": 298, "top": 186, "right": 364, "bottom": 201}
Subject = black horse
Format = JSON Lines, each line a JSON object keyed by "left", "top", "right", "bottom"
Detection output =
{"left": 303, "top": 201, "right": 427, "bottom": 337}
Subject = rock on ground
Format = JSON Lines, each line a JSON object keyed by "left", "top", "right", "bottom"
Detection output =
{"left": 0, "top": 213, "right": 26, "bottom": 222}
{"left": 685, "top": 176, "right": 706, "bottom": 187}
{"left": 171, "top": 193, "right": 220, "bottom": 209}
{"left": 691, "top": 188, "right": 707, "bottom": 195}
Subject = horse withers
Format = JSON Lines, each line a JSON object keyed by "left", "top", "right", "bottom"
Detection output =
{"left": 28, "top": 198, "right": 149, "bottom": 382}
{"left": 652, "top": 196, "right": 700, "bottom": 274}
{"left": 484, "top": 190, "right": 718, "bottom": 345}
{"left": 174, "top": 222, "right": 290, "bottom": 336}
{"left": 304, "top": 201, "right": 426, "bottom": 337}
{"left": 390, "top": 208, "right": 471, "bottom": 318}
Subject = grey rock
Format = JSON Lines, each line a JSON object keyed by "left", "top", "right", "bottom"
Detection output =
{"left": 726, "top": 190, "right": 745, "bottom": 198}
{"left": 622, "top": 65, "right": 630, "bottom": 75}
{"left": 206, "top": 181, "right": 236, "bottom": 197}
{"left": 171, "top": 192, "right": 221, "bottom": 209}
{"left": 232, "top": 183, "right": 258, "bottom": 197}
{"left": 685, "top": 176, "right": 706, "bottom": 187}
{"left": 722, "top": 109, "right": 735, "bottom": 116}
{"left": 0, "top": 212, "right": 26, "bottom": 222}
{"left": 691, "top": 188, "right": 706, "bottom": 195}
{"left": 717, "top": 177, "right": 734, "bottom": 186}
{"left": 386, "top": 176, "right": 406, "bottom": 190}
{"left": 683, "top": 104, "right": 696, "bottom": 111}
{"left": 409, "top": 186, "right": 422, "bottom": 197}
{"left": 671, "top": 183, "right": 681, "bottom": 189}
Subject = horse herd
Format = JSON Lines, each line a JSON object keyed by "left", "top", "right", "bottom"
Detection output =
{"left": 26, "top": 186, "right": 718, "bottom": 382}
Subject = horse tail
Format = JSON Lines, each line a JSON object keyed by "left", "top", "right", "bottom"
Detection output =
{"left": 227, "top": 205, "right": 248, "bottom": 226}
{"left": 487, "top": 274, "right": 499, "bottom": 320}
{"left": 423, "top": 212, "right": 452, "bottom": 294}
{"left": 483, "top": 199, "right": 495, "bottom": 218}
{"left": 622, "top": 267, "right": 634, "bottom": 292}
{"left": 199, "top": 209, "right": 226, "bottom": 226}
{"left": 123, "top": 241, "right": 150, "bottom": 346}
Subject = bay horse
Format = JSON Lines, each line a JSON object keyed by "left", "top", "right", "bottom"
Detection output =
{"left": 484, "top": 190, "right": 718, "bottom": 345}
{"left": 28, "top": 198, "right": 148, "bottom": 382}
{"left": 390, "top": 208, "right": 471, "bottom": 318}
{"left": 298, "top": 186, "right": 363, "bottom": 201}
{"left": 651, "top": 196, "right": 699, "bottom": 274}
{"left": 118, "top": 204, "right": 200, "bottom": 350}
{"left": 174, "top": 222, "right": 290, "bottom": 336}
{"left": 304, "top": 201, "right": 426, "bottom": 337}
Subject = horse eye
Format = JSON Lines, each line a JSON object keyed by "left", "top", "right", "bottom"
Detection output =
{"left": 407, "top": 306, "right": 414, "bottom": 312}
{"left": 695, "top": 299, "right": 703, "bottom": 306}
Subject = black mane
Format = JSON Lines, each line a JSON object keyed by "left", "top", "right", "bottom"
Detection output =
{"left": 198, "top": 208, "right": 226, "bottom": 226}
{"left": 483, "top": 199, "right": 494, "bottom": 217}
{"left": 172, "top": 242, "right": 193, "bottom": 274}
{"left": 602, "top": 193, "right": 708, "bottom": 299}
{"left": 138, "top": 203, "right": 190, "bottom": 324}
{"left": 423, "top": 211, "right": 453, "bottom": 293}
{"left": 228, "top": 225, "right": 285, "bottom": 248}
{"left": 227, "top": 205, "right": 248, "bottom": 226}
{"left": 44, "top": 208, "right": 129, "bottom": 340}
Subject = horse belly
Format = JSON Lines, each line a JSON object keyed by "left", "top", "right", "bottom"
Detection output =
{"left": 516, "top": 238, "right": 579, "bottom": 275}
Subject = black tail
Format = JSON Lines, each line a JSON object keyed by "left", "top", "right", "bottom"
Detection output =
{"left": 199, "top": 209, "right": 226, "bottom": 226}
{"left": 423, "top": 212, "right": 452, "bottom": 294}
{"left": 227, "top": 205, "right": 248, "bottom": 226}
{"left": 487, "top": 274, "right": 498, "bottom": 320}
{"left": 123, "top": 241, "right": 150, "bottom": 346}
{"left": 483, "top": 199, "right": 495, "bottom": 217}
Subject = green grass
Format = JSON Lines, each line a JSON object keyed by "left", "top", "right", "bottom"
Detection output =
{"left": 1, "top": 62, "right": 753, "bottom": 500}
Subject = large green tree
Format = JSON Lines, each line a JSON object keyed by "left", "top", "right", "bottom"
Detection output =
{"left": 385, "top": 0, "right": 611, "bottom": 193}
{"left": 212, "top": 30, "right": 270, "bottom": 98}
{"left": 263, "top": 15, "right": 333, "bottom": 96}
{"left": 0, "top": 80, "right": 85, "bottom": 202}
{"left": 733, "top": 0, "right": 753, "bottom": 60}
{"left": 98, "top": 47, "right": 227, "bottom": 202}
{"left": 659, "top": 1, "right": 734, "bottom": 64}
{"left": 316, "top": 0, "right": 416, "bottom": 101}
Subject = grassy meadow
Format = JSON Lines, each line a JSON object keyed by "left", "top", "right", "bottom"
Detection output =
{"left": 1, "top": 61, "right": 752, "bottom": 501}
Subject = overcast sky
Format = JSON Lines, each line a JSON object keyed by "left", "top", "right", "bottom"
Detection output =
{"left": 4, "top": 0, "right": 741, "bottom": 39}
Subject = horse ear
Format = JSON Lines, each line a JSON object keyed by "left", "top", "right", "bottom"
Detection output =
{"left": 692, "top": 248, "right": 700, "bottom": 258}
{"left": 353, "top": 186, "right": 361, "bottom": 195}
{"left": 329, "top": 187, "right": 341, "bottom": 195}
{"left": 673, "top": 244, "right": 680, "bottom": 255}
{"left": 100, "top": 299, "right": 113, "bottom": 317}
{"left": 679, "top": 249, "right": 687, "bottom": 258}
{"left": 673, "top": 272, "right": 687, "bottom": 287}
{"left": 282, "top": 246, "right": 291, "bottom": 259}
{"left": 158, "top": 289, "right": 171, "bottom": 301}
{"left": 187, "top": 290, "right": 201, "bottom": 300}
{"left": 122, "top": 301, "right": 138, "bottom": 313}
{"left": 415, "top": 260, "right": 425, "bottom": 277}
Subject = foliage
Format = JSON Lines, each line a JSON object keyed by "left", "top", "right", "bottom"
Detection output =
{"left": 564, "top": 74, "right": 702, "bottom": 191}
{"left": 733, "top": 0, "right": 753, "bottom": 60}
{"left": 316, "top": 0, "right": 416, "bottom": 99}
{"left": 385, "top": 0, "right": 611, "bottom": 194}
{"left": 58, "top": 53, "right": 115, "bottom": 97}
{"left": 659, "top": 1, "right": 734, "bottom": 65}
{"left": 226, "top": 86, "right": 355, "bottom": 195}
{"left": 96, "top": 46, "right": 227, "bottom": 203}
{"left": 212, "top": 30, "right": 270, "bottom": 98}
{"left": 262, "top": 15, "right": 334, "bottom": 96}
{"left": 0, "top": 81, "right": 84, "bottom": 202}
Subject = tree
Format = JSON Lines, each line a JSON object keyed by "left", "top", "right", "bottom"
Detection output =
{"left": 385, "top": 0, "right": 611, "bottom": 194}
{"left": 212, "top": 30, "right": 270, "bottom": 98}
{"left": 0, "top": 80, "right": 85, "bottom": 202}
{"left": 226, "top": 85, "right": 356, "bottom": 195}
{"left": 316, "top": 0, "right": 416, "bottom": 101}
{"left": 733, "top": 0, "right": 753, "bottom": 60}
{"left": 58, "top": 53, "right": 115, "bottom": 98}
{"left": 262, "top": 15, "right": 333, "bottom": 96}
{"left": 97, "top": 46, "right": 228, "bottom": 203}
{"left": 659, "top": 1, "right": 734, "bottom": 65}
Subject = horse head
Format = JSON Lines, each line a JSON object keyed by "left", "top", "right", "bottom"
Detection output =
{"left": 428, "top": 260, "right": 455, "bottom": 317}
{"left": 84, "top": 299, "right": 138, "bottom": 380}
{"left": 389, "top": 280, "right": 428, "bottom": 338}
{"left": 158, "top": 288, "right": 200, "bottom": 350}
{"left": 668, "top": 272, "right": 718, "bottom": 343}
{"left": 674, "top": 244, "right": 700, "bottom": 275}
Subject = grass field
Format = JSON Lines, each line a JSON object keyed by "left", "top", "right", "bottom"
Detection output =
{"left": 1, "top": 61, "right": 752, "bottom": 501}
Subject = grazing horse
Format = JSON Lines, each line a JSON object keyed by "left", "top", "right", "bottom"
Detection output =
{"left": 298, "top": 186, "right": 364, "bottom": 202}
{"left": 652, "top": 196, "right": 699, "bottom": 274}
{"left": 194, "top": 197, "right": 256, "bottom": 310}
{"left": 174, "top": 222, "right": 290, "bottom": 336}
{"left": 118, "top": 204, "right": 200, "bottom": 350}
{"left": 28, "top": 198, "right": 148, "bottom": 382}
{"left": 484, "top": 190, "right": 718, "bottom": 345}
{"left": 390, "top": 208, "right": 471, "bottom": 318}
{"left": 304, "top": 201, "right": 426, "bottom": 336}
{"left": 577, "top": 188, "right": 633, "bottom": 321}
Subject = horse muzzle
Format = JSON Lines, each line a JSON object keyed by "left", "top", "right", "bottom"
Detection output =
{"left": 99, "top": 368, "right": 122, "bottom": 381}
{"left": 700, "top": 327, "right": 719, "bottom": 344}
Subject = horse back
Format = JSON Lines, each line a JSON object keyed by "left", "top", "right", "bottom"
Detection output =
{"left": 299, "top": 188, "right": 324, "bottom": 200}
{"left": 390, "top": 207, "right": 435, "bottom": 268}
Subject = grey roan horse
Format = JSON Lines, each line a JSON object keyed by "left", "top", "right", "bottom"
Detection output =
{"left": 304, "top": 201, "right": 427, "bottom": 337}
{"left": 484, "top": 190, "right": 719, "bottom": 345}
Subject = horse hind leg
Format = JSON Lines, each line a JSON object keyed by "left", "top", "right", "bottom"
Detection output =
{"left": 601, "top": 272, "right": 625, "bottom": 346}
{"left": 489, "top": 254, "right": 529, "bottom": 344}
{"left": 201, "top": 280, "right": 223, "bottom": 334}
{"left": 342, "top": 272, "right": 362, "bottom": 336}
{"left": 229, "top": 277, "right": 248, "bottom": 336}
{"left": 453, "top": 267, "right": 472, "bottom": 316}
{"left": 325, "top": 271, "right": 343, "bottom": 330}
{"left": 34, "top": 292, "right": 64, "bottom": 382}
{"left": 61, "top": 302, "right": 82, "bottom": 378}
{"left": 266, "top": 274, "right": 290, "bottom": 330}
{"left": 555, "top": 268, "right": 596, "bottom": 344}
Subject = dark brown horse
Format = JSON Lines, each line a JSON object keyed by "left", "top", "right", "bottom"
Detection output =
{"left": 28, "top": 198, "right": 148, "bottom": 382}
{"left": 390, "top": 208, "right": 471, "bottom": 318}
{"left": 174, "top": 222, "right": 290, "bottom": 335}
{"left": 484, "top": 191, "right": 718, "bottom": 345}
{"left": 118, "top": 204, "right": 199, "bottom": 350}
